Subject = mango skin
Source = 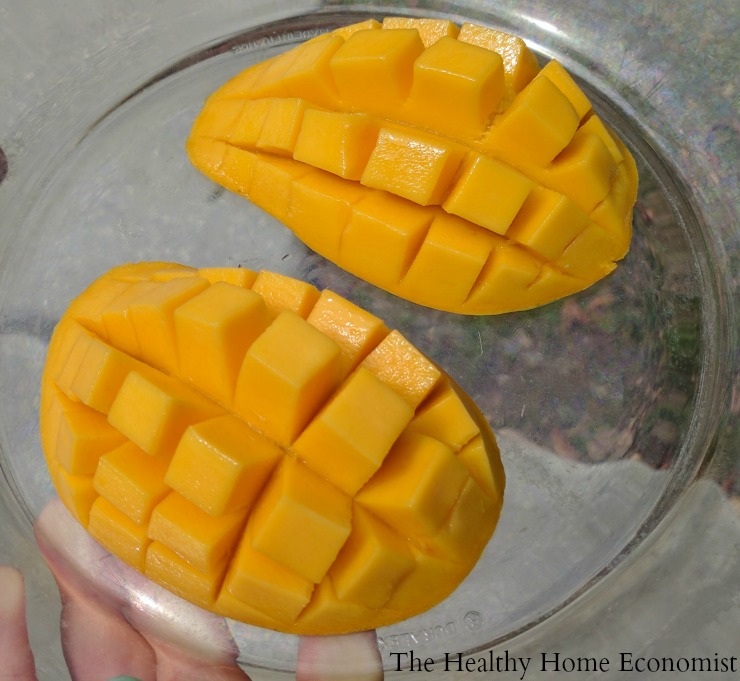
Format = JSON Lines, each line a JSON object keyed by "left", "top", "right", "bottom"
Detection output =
{"left": 186, "top": 17, "right": 638, "bottom": 315}
{"left": 39, "top": 262, "right": 505, "bottom": 635}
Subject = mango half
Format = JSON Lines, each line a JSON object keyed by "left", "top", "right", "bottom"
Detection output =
{"left": 39, "top": 262, "right": 504, "bottom": 635}
{"left": 186, "top": 17, "right": 637, "bottom": 314}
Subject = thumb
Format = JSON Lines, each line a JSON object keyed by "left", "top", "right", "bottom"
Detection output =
{"left": 0, "top": 565, "right": 38, "bottom": 681}
{"left": 297, "top": 630, "right": 383, "bottom": 681}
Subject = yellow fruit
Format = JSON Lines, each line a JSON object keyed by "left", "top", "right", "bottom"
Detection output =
{"left": 187, "top": 18, "right": 637, "bottom": 314}
{"left": 40, "top": 262, "right": 504, "bottom": 635}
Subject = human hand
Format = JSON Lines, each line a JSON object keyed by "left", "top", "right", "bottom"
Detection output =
{"left": 0, "top": 499, "right": 383, "bottom": 681}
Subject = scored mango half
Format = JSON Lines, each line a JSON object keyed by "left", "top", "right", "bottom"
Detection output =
{"left": 187, "top": 17, "right": 638, "bottom": 315}
{"left": 39, "top": 261, "right": 505, "bottom": 635}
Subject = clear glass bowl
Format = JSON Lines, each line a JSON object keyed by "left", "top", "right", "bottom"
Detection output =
{"left": 0, "top": 1, "right": 737, "bottom": 679}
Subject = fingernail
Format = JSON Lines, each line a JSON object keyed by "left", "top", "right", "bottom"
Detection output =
{"left": 0, "top": 565, "right": 24, "bottom": 617}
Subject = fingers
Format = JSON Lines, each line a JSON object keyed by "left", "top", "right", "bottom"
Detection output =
{"left": 119, "top": 565, "right": 244, "bottom": 667}
{"left": 149, "top": 638, "right": 252, "bottom": 681}
{"left": 34, "top": 500, "right": 128, "bottom": 610}
{"left": 34, "top": 499, "right": 249, "bottom": 680}
{"left": 0, "top": 565, "right": 38, "bottom": 681}
{"left": 53, "top": 584, "right": 157, "bottom": 681}
{"left": 297, "top": 630, "right": 384, "bottom": 681}
{"left": 119, "top": 570, "right": 251, "bottom": 681}
{"left": 35, "top": 501, "right": 157, "bottom": 681}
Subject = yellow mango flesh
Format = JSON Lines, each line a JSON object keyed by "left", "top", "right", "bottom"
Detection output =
{"left": 187, "top": 18, "right": 637, "bottom": 315}
{"left": 40, "top": 262, "right": 504, "bottom": 635}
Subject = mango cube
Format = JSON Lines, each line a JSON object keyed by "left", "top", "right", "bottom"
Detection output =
{"left": 458, "top": 434, "right": 505, "bottom": 500}
{"left": 293, "top": 578, "right": 374, "bottom": 634}
{"left": 293, "top": 110, "right": 379, "bottom": 180}
{"left": 127, "top": 277, "right": 210, "bottom": 375}
{"left": 361, "top": 127, "right": 465, "bottom": 206}
{"left": 293, "top": 367, "right": 414, "bottom": 495}
{"left": 88, "top": 497, "right": 150, "bottom": 571}
{"left": 406, "top": 36, "right": 505, "bottom": 135}
{"left": 99, "top": 280, "right": 159, "bottom": 357}
{"left": 340, "top": 192, "right": 432, "bottom": 286}
{"left": 147, "top": 492, "right": 246, "bottom": 572}
{"left": 191, "top": 98, "right": 245, "bottom": 140}
{"left": 443, "top": 154, "right": 534, "bottom": 235}
{"left": 506, "top": 186, "right": 590, "bottom": 260}
{"left": 248, "top": 35, "right": 345, "bottom": 108}
{"left": 234, "top": 311, "right": 341, "bottom": 445}
{"left": 150, "top": 264, "right": 200, "bottom": 282}
{"left": 250, "top": 269, "right": 320, "bottom": 319}
{"left": 457, "top": 22, "right": 539, "bottom": 93}
{"left": 464, "top": 246, "right": 543, "bottom": 314}
{"left": 579, "top": 114, "right": 624, "bottom": 165}
{"left": 421, "top": 478, "right": 499, "bottom": 559}
{"left": 196, "top": 266, "right": 258, "bottom": 288}
{"left": 93, "top": 441, "right": 170, "bottom": 524}
{"left": 557, "top": 222, "right": 623, "bottom": 279}
{"left": 107, "top": 371, "right": 221, "bottom": 458}
{"left": 330, "top": 508, "right": 414, "bottom": 608}
{"left": 400, "top": 212, "right": 498, "bottom": 308}
{"left": 357, "top": 432, "right": 470, "bottom": 537}
{"left": 225, "top": 99, "right": 271, "bottom": 147}
{"left": 218, "top": 143, "right": 258, "bottom": 196}
{"left": 166, "top": 415, "right": 281, "bottom": 516}
{"left": 249, "top": 458, "right": 352, "bottom": 583}
{"left": 382, "top": 17, "right": 460, "bottom": 47}
{"left": 332, "top": 19, "right": 381, "bottom": 39}
{"left": 484, "top": 74, "right": 579, "bottom": 167}
{"left": 543, "top": 129, "right": 616, "bottom": 212}
{"left": 256, "top": 98, "right": 308, "bottom": 156}
{"left": 221, "top": 524, "right": 314, "bottom": 623}
{"left": 306, "top": 291, "right": 388, "bottom": 375}
{"left": 49, "top": 322, "right": 95, "bottom": 397}
{"left": 248, "top": 154, "right": 312, "bottom": 224}
{"left": 174, "top": 282, "right": 270, "bottom": 405}
{"left": 306, "top": 290, "right": 389, "bottom": 377}
{"left": 591, "top": 158, "right": 637, "bottom": 253}
{"left": 54, "top": 467, "right": 97, "bottom": 526}
{"left": 408, "top": 380, "right": 480, "bottom": 451}
{"left": 145, "top": 541, "right": 220, "bottom": 609}
{"left": 384, "top": 546, "right": 452, "bottom": 611}
{"left": 69, "top": 279, "right": 132, "bottom": 336}
{"left": 53, "top": 396, "right": 125, "bottom": 475}
{"left": 538, "top": 60, "right": 591, "bottom": 121}
{"left": 359, "top": 329, "right": 441, "bottom": 408}
{"left": 329, "top": 28, "right": 424, "bottom": 113}
{"left": 70, "top": 336, "right": 153, "bottom": 414}
{"left": 286, "top": 170, "right": 366, "bottom": 261}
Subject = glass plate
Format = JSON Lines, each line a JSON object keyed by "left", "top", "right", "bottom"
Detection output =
{"left": 0, "top": 1, "right": 737, "bottom": 678}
